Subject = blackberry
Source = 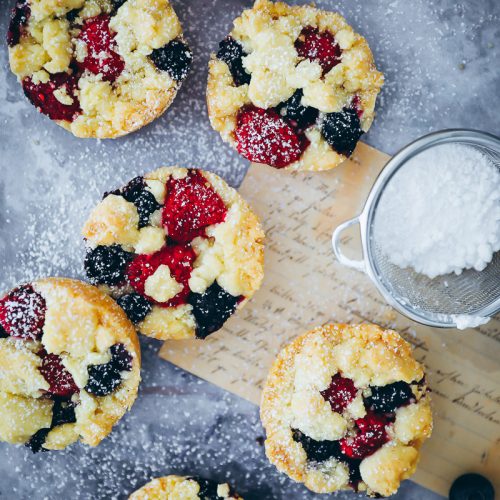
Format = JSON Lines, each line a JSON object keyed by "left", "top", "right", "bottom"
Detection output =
{"left": 150, "top": 39, "right": 192, "bottom": 82}
{"left": 110, "top": 0, "right": 127, "bottom": 12}
{"left": 365, "top": 381, "right": 414, "bottom": 413}
{"left": 84, "top": 244, "right": 134, "bottom": 286}
{"left": 188, "top": 282, "right": 241, "bottom": 339}
{"left": 110, "top": 343, "right": 133, "bottom": 371}
{"left": 190, "top": 477, "right": 219, "bottom": 499}
{"left": 216, "top": 36, "right": 251, "bottom": 86}
{"left": 66, "top": 8, "right": 80, "bottom": 23}
{"left": 321, "top": 107, "right": 363, "bottom": 156}
{"left": 292, "top": 429, "right": 342, "bottom": 463}
{"left": 0, "top": 324, "right": 8, "bottom": 338}
{"left": 277, "top": 90, "right": 318, "bottom": 131}
{"left": 7, "top": 0, "right": 30, "bottom": 47}
{"left": 25, "top": 428, "right": 50, "bottom": 453}
{"left": 85, "top": 362, "right": 122, "bottom": 397}
{"left": 117, "top": 293, "right": 151, "bottom": 324}
{"left": 51, "top": 399, "right": 76, "bottom": 427}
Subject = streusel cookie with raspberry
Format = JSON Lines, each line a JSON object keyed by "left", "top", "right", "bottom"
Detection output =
{"left": 129, "top": 475, "right": 242, "bottom": 499}
{"left": 82, "top": 167, "right": 264, "bottom": 340}
{"left": 0, "top": 278, "right": 140, "bottom": 452}
{"left": 7, "top": 0, "right": 192, "bottom": 138}
{"left": 207, "top": 0, "right": 383, "bottom": 171}
{"left": 261, "top": 324, "right": 432, "bottom": 497}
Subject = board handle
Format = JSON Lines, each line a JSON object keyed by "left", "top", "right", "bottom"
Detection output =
{"left": 331, "top": 216, "right": 365, "bottom": 272}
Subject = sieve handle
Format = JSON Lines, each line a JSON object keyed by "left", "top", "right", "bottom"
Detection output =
{"left": 332, "top": 216, "right": 365, "bottom": 272}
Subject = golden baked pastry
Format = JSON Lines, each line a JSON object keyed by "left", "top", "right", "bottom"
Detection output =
{"left": 0, "top": 278, "right": 141, "bottom": 451}
{"left": 82, "top": 167, "right": 265, "bottom": 340}
{"left": 207, "top": 0, "right": 383, "bottom": 171}
{"left": 7, "top": 0, "right": 192, "bottom": 138}
{"left": 129, "top": 475, "right": 242, "bottom": 500}
{"left": 261, "top": 324, "right": 432, "bottom": 497}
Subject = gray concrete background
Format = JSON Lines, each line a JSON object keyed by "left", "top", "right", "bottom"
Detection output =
{"left": 0, "top": 0, "right": 498, "bottom": 498}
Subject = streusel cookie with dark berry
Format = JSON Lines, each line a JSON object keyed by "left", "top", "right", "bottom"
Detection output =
{"left": 261, "top": 324, "right": 432, "bottom": 497}
{"left": 0, "top": 278, "right": 140, "bottom": 452}
{"left": 207, "top": 0, "right": 383, "bottom": 171}
{"left": 7, "top": 0, "right": 192, "bottom": 138}
{"left": 82, "top": 167, "right": 264, "bottom": 341}
{"left": 129, "top": 475, "right": 242, "bottom": 499}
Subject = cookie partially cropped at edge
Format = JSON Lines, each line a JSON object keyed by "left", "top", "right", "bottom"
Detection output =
{"left": 0, "top": 278, "right": 141, "bottom": 452}
{"left": 82, "top": 166, "right": 265, "bottom": 341}
{"left": 207, "top": 0, "right": 383, "bottom": 171}
{"left": 129, "top": 475, "right": 243, "bottom": 500}
{"left": 7, "top": 0, "right": 192, "bottom": 138}
{"left": 261, "top": 324, "right": 432, "bottom": 497}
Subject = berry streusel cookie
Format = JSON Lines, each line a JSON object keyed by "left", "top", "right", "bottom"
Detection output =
{"left": 0, "top": 278, "right": 140, "bottom": 452}
{"left": 261, "top": 324, "right": 432, "bottom": 497}
{"left": 129, "top": 475, "right": 242, "bottom": 499}
{"left": 7, "top": 0, "right": 192, "bottom": 138}
{"left": 207, "top": 0, "right": 383, "bottom": 171}
{"left": 82, "top": 167, "right": 264, "bottom": 340}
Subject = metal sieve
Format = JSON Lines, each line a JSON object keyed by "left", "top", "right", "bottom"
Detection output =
{"left": 332, "top": 129, "right": 500, "bottom": 328}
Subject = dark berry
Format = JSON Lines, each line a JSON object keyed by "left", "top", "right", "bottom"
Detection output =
{"left": 295, "top": 26, "right": 341, "bottom": 74}
{"left": 39, "top": 350, "right": 79, "bottom": 397}
{"left": 25, "top": 428, "right": 50, "bottom": 453}
{"left": 292, "top": 429, "right": 343, "bottom": 463}
{"left": 449, "top": 473, "right": 495, "bottom": 500}
{"left": 320, "top": 373, "right": 357, "bottom": 414}
{"left": 22, "top": 71, "right": 81, "bottom": 122}
{"left": 277, "top": 89, "right": 318, "bottom": 132}
{"left": 113, "top": 176, "right": 145, "bottom": 202}
{"left": 0, "top": 324, "right": 8, "bottom": 338}
{"left": 127, "top": 245, "right": 195, "bottom": 306}
{"left": 110, "top": 343, "right": 133, "bottom": 371}
{"left": 365, "top": 381, "right": 414, "bottom": 413}
{"left": 84, "top": 244, "right": 134, "bottom": 286}
{"left": 110, "top": 0, "right": 127, "bottom": 12}
{"left": 162, "top": 170, "right": 227, "bottom": 244}
{"left": 216, "top": 36, "right": 251, "bottom": 86}
{"left": 188, "top": 282, "right": 241, "bottom": 339}
{"left": 85, "top": 362, "right": 122, "bottom": 397}
{"left": 51, "top": 399, "right": 76, "bottom": 427}
{"left": 235, "top": 106, "right": 309, "bottom": 168}
{"left": 0, "top": 285, "right": 46, "bottom": 340}
{"left": 117, "top": 293, "right": 151, "bottom": 323}
{"left": 189, "top": 477, "right": 219, "bottom": 499}
{"left": 150, "top": 39, "right": 192, "bottom": 82}
{"left": 7, "top": 0, "right": 30, "bottom": 47}
{"left": 346, "top": 460, "right": 363, "bottom": 491}
{"left": 77, "top": 14, "right": 124, "bottom": 82}
{"left": 321, "top": 107, "right": 363, "bottom": 156}
{"left": 66, "top": 8, "right": 80, "bottom": 23}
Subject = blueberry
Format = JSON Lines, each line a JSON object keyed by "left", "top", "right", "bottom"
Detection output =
{"left": 7, "top": 0, "right": 30, "bottom": 47}
{"left": 84, "top": 245, "right": 134, "bottom": 286}
{"left": 25, "top": 428, "right": 50, "bottom": 453}
{"left": 150, "top": 39, "right": 192, "bottom": 82}
{"left": 51, "top": 399, "right": 76, "bottom": 427}
{"left": 321, "top": 107, "right": 363, "bottom": 156}
{"left": 277, "top": 90, "right": 318, "bottom": 131}
{"left": 110, "top": 343, "right": 133, "bottom": 371}
{"left": 292, "top": 429, "right": 342, "bottom": 463}
{"left": 117, "top": 293, "right": 151, "bottom": 324}
{"left": 188, "top": 282, "right": 241, "bottom": 339}
{"left": 216, "top": 36, "right": 251, "bottom": 86}
{"left": 365, "top": 381, "right": 414, "bottom": 413}
{"left": 85, "top": 362, "right": 122, "bottom": 397}
{"left": 190, "top": 477, "right": 219, "bottom": 499}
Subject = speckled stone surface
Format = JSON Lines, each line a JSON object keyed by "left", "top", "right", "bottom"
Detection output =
{"left": 0, "top": 0, "right": 498, "bottom": 498}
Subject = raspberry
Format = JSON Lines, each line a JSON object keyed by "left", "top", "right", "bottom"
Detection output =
{"left": 320, "top": 373, "right": 357, "bottom": 413}
{"left": 188, "top": 282, "right": 242, "bottom": 339}
{"left": 0, "top": 285, "right": 46, "bottom": 340}
{"left": 365, "top": 381, "right": 414, "bottom": 413}
{"left": 295, "top": 26, "right": 341, "bottom": 74}
{"left": 321, "top": 107, "right": 363, "bottom": 156}
{"left": 39, "top": 350, "right": 79, "bottom": 398}
{"left": 216, "top": 36, "right": 251, "bottom": 86}
{"left": 340, "top": 412, "right": 392, "bottom": 459}
{"left": 235, "top": 106, "right": 308, "bottom": 168}
{"left": 22, "top": 71, "right": 81, "bottom": 122}
{"left": 277, "top": 89, "right": 318, "bottom": 132}
{"left": 126, "top": 245, "right": 196, "bottom": 306}
{"left": 150, "top": 39, "right": 192, "bottom": 82}
{"left": 162, "top": 170, "right": 227, "bottom": 244}
{"left": 84, "top": 244, "right": 134, "bottom": 286}
{"left": 351, "top": 95, "right": 364, "bottom": 119}
{"left": 77, "top": 14, "right": 124, "bottom": 82}
{"left": 292, "top": 429, "right": 343, "bottom": 463}
{"left": 117, "top": 293, "right": 151, "bottom": 324}
{"left": 7, "top": 0, "right": 30, "bottom": 47}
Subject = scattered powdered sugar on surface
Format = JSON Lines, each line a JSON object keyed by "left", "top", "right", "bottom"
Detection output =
{"left": 375, "top": 144, "right": 500, "bottom": 278}
{"left": 450, "top": 314, "right": 490, "bottom": 330}
{"left": 0, "top": 0, "right": 498, "bottom": 498}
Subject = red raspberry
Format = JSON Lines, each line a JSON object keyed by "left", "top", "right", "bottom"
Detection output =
{"left": 320, "top": 373, "right": 357, "bottom": 413}
{"left": 77, "top": 14, "right": 124, "bottom": 82}
{"left": 340, "top": 412, "right": 392, "bottom": 459}
{"left": 162, "top": 170, "right": 227, "bottom": 244}
{"left": 295, "top": 26, "right": 341, "bottom": 74}
{"left": 351, "top": 95, "right": 364, "bottom": 119}
{"left": 22, "top": 72, "right": 81, "bottom": 122}
{"left": 126, "top": 245, "right": 196, "bottom": 307}
{"left": 0, "top": 285, "right": 46, "bottom": 340}
{"left": 235, "top": 106, "right": 308, "bottom": 168}
{"left": 39, "top": 349, "right": 79, "bottom": 397}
